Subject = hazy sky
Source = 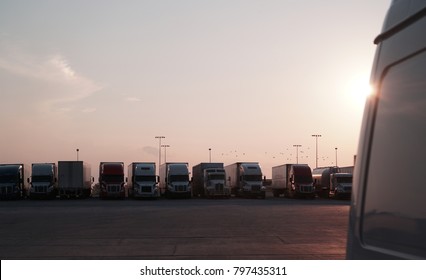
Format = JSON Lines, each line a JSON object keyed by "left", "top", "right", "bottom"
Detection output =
{"left": 0, "top": 0, "right": 390, "bottom": 178}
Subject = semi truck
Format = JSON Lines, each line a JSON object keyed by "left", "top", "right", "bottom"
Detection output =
{"left": 312, "top": 166, "right": 340, "bottom": 198}
{"left": 271, "top": 164, "right": 315, "bottom": 199}
{"left": 28, "top": 163, "right": 57, "bottom": 199}
{"left": 159, "top": 162, "right": 191, "bottom": 198}
{"left": 127, "top": 162, "right": 160, "bottom": 199}
{"left": 192, "top": 162, "right": 230, "bottom": 198}
{"left": 224, "top": 162, "right": 265, "bottom": 199}
{"left": 58, "top": 161, "right": 92, "bottom": 198}
{"left": 99, "top": 162, "right": 125, "bottom": 199}
{"left": 328, "top": 173, "right": 352, "bottom": 199}
{"left": 0, "top": 164, "right": 28, "bottom": 199}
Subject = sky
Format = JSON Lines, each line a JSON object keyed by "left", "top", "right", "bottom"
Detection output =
{"left": 0, "top": 0, "right": 390, "bottom": 178}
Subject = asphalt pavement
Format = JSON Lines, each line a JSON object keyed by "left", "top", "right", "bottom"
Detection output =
{"left": 0, "top": 193, "right": 350, "bottom": 259}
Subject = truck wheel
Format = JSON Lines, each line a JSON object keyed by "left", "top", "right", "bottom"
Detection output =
{"left": 272, "top": 190, "right": 279, "bottom": 197}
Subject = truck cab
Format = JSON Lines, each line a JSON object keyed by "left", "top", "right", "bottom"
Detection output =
{"left": 238, "top": 163, "right": 266, "bottom": 199}
{"left": 28, "top": 163, "right": 57, "bottom": 199}
{"left": 329, "top": 173, "right": 352, "bottom": 199}
{"left": 0, "top": 164, "right": 28, "bottom": 199}
{"left": 129, "top": 163, "right": 160, "bottom": 199}
{"left": 161, "top": 163, "right": 191, "bottom": 199}
{"left": 99, "top": 162, "right": 125, "bottom": 199}
{"left": 288, "top": 164, "right": 315, "bottom": 199}
{"left": 203, "top": 168, "right": 230, "bottom": 198}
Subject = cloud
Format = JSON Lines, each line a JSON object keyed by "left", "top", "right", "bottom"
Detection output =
{"left": 142, "top": 146, "right": 158, "bottom": 156}
{"left": 0, "top": 40, "right": 103, "bottom": 113}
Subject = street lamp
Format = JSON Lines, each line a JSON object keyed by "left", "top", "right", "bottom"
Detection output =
{"left": 161, "top": 145, "right": 170, "bottom": 163}
{"left": 312, "top": 134, "right": 322, "bottom": 168}
{"left": 155, "top": 136, "right": 165, "bottom": 169}
{"left": 76, "top": 149, "right": 79, "bottom": 161}
{"left": 335, "top": 147, "right": 338, "bottom": 167}
{"left": 293, "top": 145, "right": 301, "bottom": 164}
{"left": 209, "top": 148, "right": 211, "bottom": 163}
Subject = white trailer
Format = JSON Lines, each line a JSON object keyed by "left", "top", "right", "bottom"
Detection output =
{"left": 127, "top": 162, "right": 159, "bottom": 198}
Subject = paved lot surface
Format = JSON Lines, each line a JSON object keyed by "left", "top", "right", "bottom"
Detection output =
{"left": 0, "top": 193, "right": 350, "bottom": 259}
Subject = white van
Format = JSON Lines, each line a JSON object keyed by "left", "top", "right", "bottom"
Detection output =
{"left": 347, "top": 0, "right": 426, "bottom": 259}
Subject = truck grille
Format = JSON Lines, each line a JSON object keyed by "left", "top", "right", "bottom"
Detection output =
{"left": 176, "top": 185, "right": 187, "bottom": 192}
{"left": 215, "top": 184, "right": 224, "bottom": 192}
{"left": 251, "top": 185, "right": 261, "bottom": 192}
{"left": 107, "top": 185, "right": 121, "bottom": 193}
{"left": 1, "top": 186, "right": 13, "bottom": 194}
{"left": 344, "top": 187, "right": 352, "bottom": 193}
{"left": 35, "top": 186, "right": 48, "bottom": 193}
{"left": 301, "top": 186, "right": 313, "bottom": 193}
{"left": 141, "top": 186, "right": 151, "bottom": 193}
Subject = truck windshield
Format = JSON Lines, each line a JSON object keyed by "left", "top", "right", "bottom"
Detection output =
{"left": 295, "top": 176, "right": 313, "bottom": 184}
{"left": 32, "top": 175, "right": 52, "bottom": 182}
{"left": 169, "top": 175, "right": 189, "bottom": 182}
{"left": 135, "top": 175, "right": 156, "bottom": 182}
{"left": 0, "top": 175, "right": 18, "bottom": 183}
{"left": 336, "top": 177, "right": 352, "bottom": 184}
{"left": 102, "top": 175, "right": 123, "bottom": 183}
{"left": 208, "top": 174, "right": 225, "bottom": 180}
{"left": 243, "top": 175, "right": 262, "bottom": 182}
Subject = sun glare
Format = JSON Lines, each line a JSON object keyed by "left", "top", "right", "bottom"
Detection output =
{"left": 347, "top": 74, "right": 373, "bottom": 104}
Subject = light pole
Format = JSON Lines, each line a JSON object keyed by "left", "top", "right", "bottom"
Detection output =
{"left": 335, "top": 147, "right": 338, "bottom": 167}
{"left": 312, "top": 134, "right": 322, "bottom": 168}
{"left": 209, "top": 148, "right": 211, "bottom": 163}
{"left": 76, "top": 149, "right": 79, "bottom": 161}
{"left": 155, "top": 136, "right": 165, "bottom": 170}
{"left": 293, "top": 145, "right": 301, "bottom": 164}
{"left": 161, "top": 144, "right": 170, "bottom": 163}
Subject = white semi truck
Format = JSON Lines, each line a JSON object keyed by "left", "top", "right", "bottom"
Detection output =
{"left": 127, "top": 162, "right": 159, "bottom": 198}
{"left": 224, "top": 162, "right": 265, "bottom": 199}
{"left": 328, "top": 173, "right": 352, "bottom": 199}
{"left": 192, "top": 162, "right": 230, "bottom": 198}
{"left": 28, "top": 163, "right": 57, "bottom": 198}
{"left": 159, "top": 162, "right": 191, "bottom": 198}
{"left": 0, "top": 164, "right": 29, "bottom": 199}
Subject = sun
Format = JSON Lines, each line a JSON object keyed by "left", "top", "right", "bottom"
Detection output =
{"left": 346, "top": 73, "right": 373, "bottom": 104}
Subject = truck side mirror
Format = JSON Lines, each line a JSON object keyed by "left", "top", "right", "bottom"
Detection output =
{"left": 27, "top": 178, "right": 30, "bottom": 183}
{"left": 126, "top": 177, "right": 128, "bottom": 182}
{"left": 157, "top": 176, "right": 160, "bottom": 183}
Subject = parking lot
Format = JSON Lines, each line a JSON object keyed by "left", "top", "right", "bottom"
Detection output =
{"left": 0, "top": 193, "right": 350, "bottom": 259}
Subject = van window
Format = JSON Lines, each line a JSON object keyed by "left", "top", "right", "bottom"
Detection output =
{"left": 361, "top": 51, "right": 426, "bottom": 257}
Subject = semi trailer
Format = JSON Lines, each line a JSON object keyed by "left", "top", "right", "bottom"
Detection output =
{"left": 58, "top": 161, "right": 92, "bottom": 198}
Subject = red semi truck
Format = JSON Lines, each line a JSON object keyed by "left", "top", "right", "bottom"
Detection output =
{"left": 99, "top": 162, "right": 125, "bottom": 199}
